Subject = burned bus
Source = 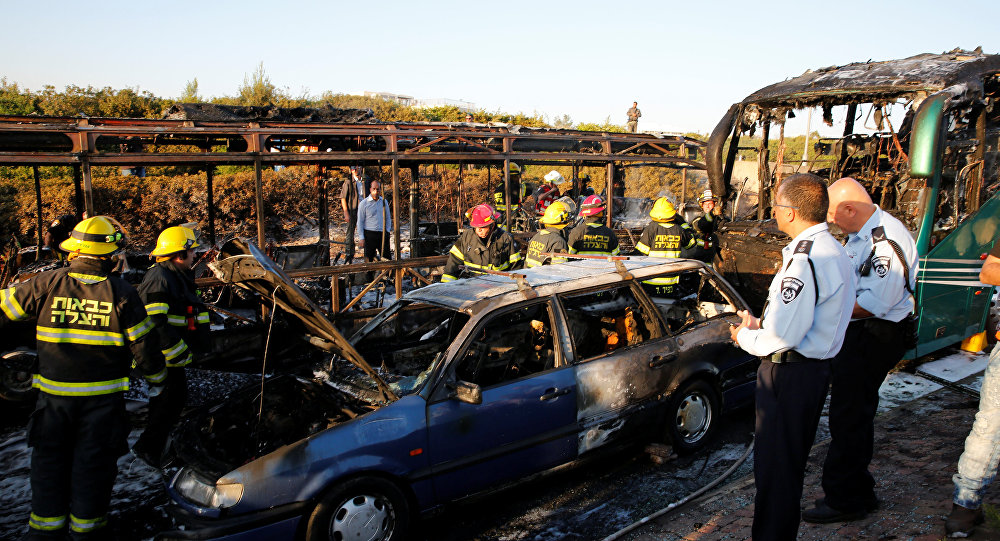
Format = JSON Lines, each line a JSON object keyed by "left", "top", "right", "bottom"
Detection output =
{"left": 706, "top": 48, "right": 1000, "bottom": 357}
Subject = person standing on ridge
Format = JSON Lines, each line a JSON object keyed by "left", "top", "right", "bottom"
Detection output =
{"left": 627, "top": 101, "right": 642, "bottom": 133}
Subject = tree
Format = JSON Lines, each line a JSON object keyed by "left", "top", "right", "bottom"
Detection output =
{"left": 237, "top": 62, "right": 284, "bottom": 106}
{"left": 180, "top": 78, "right": 201, "bottom": 103}
{"left": 552, "top": 114, "right": 573, "bottom": 129}
{"left": 0, "top": 78, "right": 37, "bottom": 115}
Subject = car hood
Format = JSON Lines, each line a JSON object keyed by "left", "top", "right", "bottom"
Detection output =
{"left": 210, "top": 239, "right": 397, "bottom": 403}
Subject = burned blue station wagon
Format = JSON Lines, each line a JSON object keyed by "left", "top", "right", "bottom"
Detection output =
{"left": 162, "top": 243, "right": 758, "bottom": 541}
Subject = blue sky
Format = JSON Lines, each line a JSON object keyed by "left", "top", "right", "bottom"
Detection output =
{"left": 3, "top": 0, "right": 998, "bottom": 134}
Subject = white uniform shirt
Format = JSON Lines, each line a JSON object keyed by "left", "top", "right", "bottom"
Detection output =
{"left": 357, "top": 195, "right": 392, "bottom": 239}
{"left": 737, "top": 223, "right": 855, "bottom": 359}
{"left": 844, "top": 205, "right": 917, "bottom": 322}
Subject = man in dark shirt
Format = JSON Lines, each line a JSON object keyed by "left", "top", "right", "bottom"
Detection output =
{"left": 340, "top": 165, "right": 366, "bottom": 262}
{"left": 627, "top": 102, "right": 641, "bottom": 133}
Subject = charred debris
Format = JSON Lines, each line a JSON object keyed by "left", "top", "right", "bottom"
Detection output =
{"left": 707, "top": 48, "right": 1000, "bottom": 308}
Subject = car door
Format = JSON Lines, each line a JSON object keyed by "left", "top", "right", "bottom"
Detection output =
{"left": 560, "top": 284, "right": 672, "bottom": 455}
{"left": 425, "top": 298, "right": 578, "bottom": 503}
{"left": 640, "top": 267, "right": 758, "bottom": 409}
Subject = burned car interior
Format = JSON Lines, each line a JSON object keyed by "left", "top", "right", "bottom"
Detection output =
{"left": 455, "top": 301, "right": 558, "bottom": 388}
{"left": 561, "top": 285, "right": 659, "bottom": 360}
{"left": 351, "top": 301, "right": 469, "bottom": 395}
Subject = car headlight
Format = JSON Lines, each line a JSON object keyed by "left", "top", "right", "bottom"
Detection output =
{"left": 175, "top": 468, "right": 244, "bottom": 509}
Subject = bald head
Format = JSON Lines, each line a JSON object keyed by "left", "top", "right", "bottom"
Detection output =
{"left": 828, "top": 177, "right": 875, "bottom": 234}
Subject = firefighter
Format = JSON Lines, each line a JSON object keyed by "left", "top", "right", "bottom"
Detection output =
{"left": 568, "top": 195, "right": 620, "bottom": 256}
{"left": 525, "top": 201, "right": 571, "bottom": 268}
{"left": 44, "top": 214, "right": 80, "bottom": 262}
{"left": 534, "top": 170, "right": 563, "bottom": 216}
{"left": 0, "top": 216, "right": 165, "bottom": 540}
{"left": 492, "top": 162, "right": 526, "bottom": 219}
{"left": 442, "top": 203, "right": 521, "bottom": 282}
{"left": 634, "top": 197, "right": 696, "bottom": 295}
{"left": 131, "top": 225, "right": 210, "bottom": 467}
{"left": 691, "top": 189, "right": 721, "bottom": 263}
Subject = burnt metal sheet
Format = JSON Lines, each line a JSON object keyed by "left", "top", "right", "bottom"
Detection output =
{"left": 742, "top": 48, "right": 1000, "bottom": 107}
{"left": 405, "top": 258, "right": 704, "bottom": 313}
{"left": 209, "top": 238, "right": 397, "bottom": 402}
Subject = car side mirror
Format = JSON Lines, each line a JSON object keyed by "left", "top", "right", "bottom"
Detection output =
{"left": 451, "top": 380, "right": 482, "bottom": 405}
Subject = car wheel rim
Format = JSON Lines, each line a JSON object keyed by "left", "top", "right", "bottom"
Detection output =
{"left": 330, "top": 493, "right": 395, "bottom": 541}
{"left": 675, "top": 391, "right": 712, "bottom": 444}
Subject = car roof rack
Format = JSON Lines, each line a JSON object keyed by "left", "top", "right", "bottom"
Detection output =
{"left": 461, "top": 266, "right": 538, "bottom": 299}
{"left": 538, "top": 252, "right": 634, "bottom": 280}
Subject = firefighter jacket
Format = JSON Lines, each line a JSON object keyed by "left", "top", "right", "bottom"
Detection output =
{"left": 492, "top": 181, "right": 525, "bottom": 213}
{"left": 635, "top": 216, "right": 696, "bottom": 288}
{"left": 0, "top": 257, "right": 165, "bottom": 396}
{"left": 568, "top": 220, "right": 620, "bottom": 256}
{"left": 692, "top": 212, "right": 722, "bottom": 262}
{"left": 533, "top": 185, "right": 560, "bottom": 216}
{"left": 442, "top": 227, "right": 521, "bottom": 282}
{"left": 525, "top": 228, "right": 569, "bottom": 268}
{"left": 138, "top": 261, "right": 210, "bottom": 368}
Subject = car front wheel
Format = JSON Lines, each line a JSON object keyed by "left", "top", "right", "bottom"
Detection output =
{"left": 665, "top": 379, "right": 720, "bottom": 453}
{"left": 304, "top": 476, "right": 410, "bottom": 541}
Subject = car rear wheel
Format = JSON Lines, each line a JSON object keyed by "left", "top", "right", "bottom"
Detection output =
{"left": 1, "top": 349, "right": 38, "bottom": 402}
{"left": 665, "top": 379, "right": 720, "bottom": 454}
{"left": 304, "top": 476, "right": 410, "bottom": 541}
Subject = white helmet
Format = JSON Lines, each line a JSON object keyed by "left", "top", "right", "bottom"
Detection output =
{"left": 544, "top": 170, "right": 564, "bottom": 184}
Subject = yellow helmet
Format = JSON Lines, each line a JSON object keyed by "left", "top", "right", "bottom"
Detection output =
{"left": 150, "top": 226, "right": 200, "bottom": 257}
{"left": 539, "top": 201, "right": 571, "bottom": 227}
{"left": 509, "top": 162, "right": 521, "bottom": 175}
{"left": 649, "top": 197, "right": 677, "bottom": 222}
{"left": 59, "top": 216, "right": 128, "bottom": 256}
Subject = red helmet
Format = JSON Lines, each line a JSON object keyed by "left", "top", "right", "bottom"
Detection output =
{"left": 579, "top": 195, "right": 606, "bottom": 217}
{"left": 470, "top": 203, "right": 500, "bottom": 228}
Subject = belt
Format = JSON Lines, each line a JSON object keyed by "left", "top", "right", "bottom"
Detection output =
{"left": 769, "top": 350, "right": 821, "bottom": 364}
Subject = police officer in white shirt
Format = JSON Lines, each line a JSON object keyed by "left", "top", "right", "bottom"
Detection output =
{"left": 729, "top": 173, "right": 855, "bottom": 541}
{"left": 802, "top": 177, "right": 918, "bottom": 524}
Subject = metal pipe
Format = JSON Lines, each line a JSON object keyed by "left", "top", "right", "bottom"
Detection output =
{"left": 206, "top": 166, "right": 216, "bottom": 246}
{"left": 81, "top": 158, "right": 94, "bottom": 216}
{"left": 254, "top": 155, "right": 265, "bottom": 248}
{"left": 33, "top": 166, "right": 43, "bottom": 257}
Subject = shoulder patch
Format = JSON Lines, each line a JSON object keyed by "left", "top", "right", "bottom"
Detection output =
{"left": 872, "top": 255, "right": 891, "bottom": 277}
{"left": 780, "top": 277, "right": 804, "bottom": 303}
{"left": 794, "top": 240, "right": 813, "bottom": 255}
{"left": 871, "top": 226, "right": 887, "bottom": 243}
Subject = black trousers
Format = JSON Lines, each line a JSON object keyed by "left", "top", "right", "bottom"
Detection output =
{"left": 344, "top": 209, "right": 358, "bottom": 262}
{"left": 753, "top": 359, "right": 830, "bottom": 541}
{"left": 822, "top": 318, "right": 906, "bottom": 511}
{"left": 363, "top": 229, "right": 391, "bottom": 262}
{"left": 27, "top": 392, "right": 129, "bottom": 538}
{"left": 133, "top": 367, "right": 187, "bottom": 464}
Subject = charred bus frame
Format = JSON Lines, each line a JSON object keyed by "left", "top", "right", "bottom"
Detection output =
{"left": 0, "top": 115, "right": 706, "bottom": 310}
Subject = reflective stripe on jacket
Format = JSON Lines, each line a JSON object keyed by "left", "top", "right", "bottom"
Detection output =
{"left": 138, "top": 261, "right": 210, "bottom": 368}
{"left": 0, "top": 257, "right": 165, "bottom": 395}
{"left": 525, "top": 228, "right": 569, "bottom": 268}
{"left": 568, "top": 221, "right": 620, "bottom": 256}
{"left": 442, "top": 227, "right": 521, "bottom": 282}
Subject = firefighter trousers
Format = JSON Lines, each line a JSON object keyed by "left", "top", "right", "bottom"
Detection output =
{"left": 27, "top": 392, "right": 129, "bottom": 539}
{"left": 133, "top": 367, "right": 188, "bottom": 465}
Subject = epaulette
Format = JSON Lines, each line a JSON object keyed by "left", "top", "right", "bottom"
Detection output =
{"left": 793, "top": 240, "right": 813, "bottom": 255}
{"left": 871, "top": 226, "right": 887, "bottom": 243}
